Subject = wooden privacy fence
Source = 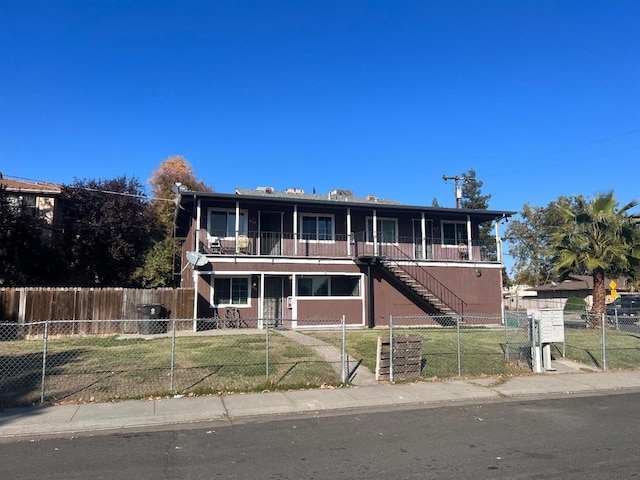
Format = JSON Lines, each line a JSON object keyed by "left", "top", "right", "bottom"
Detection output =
{"left": 0, "top": 287, "right": 195, "bottom": 324}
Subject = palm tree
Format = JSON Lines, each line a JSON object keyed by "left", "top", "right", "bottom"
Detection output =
{"left": 552, "top": 192, "right": 640, "bottom": 327}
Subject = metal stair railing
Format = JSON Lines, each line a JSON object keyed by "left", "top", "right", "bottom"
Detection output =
{"left": 378, "top": 242, "right": 466, "bottom": 315}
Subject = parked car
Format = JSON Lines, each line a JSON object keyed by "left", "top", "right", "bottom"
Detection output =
{"left": 606, "top": 295, "right": 640, "bottom": 324}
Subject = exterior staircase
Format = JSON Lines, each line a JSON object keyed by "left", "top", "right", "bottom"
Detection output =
{"left": 380, "top": 259, "right": 458, "bottom": 316}
{"left": 352, "top": 239, "right": 466, "bottom": 318}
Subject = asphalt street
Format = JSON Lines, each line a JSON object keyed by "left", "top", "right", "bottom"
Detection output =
{"left": 1, "top": 392, "right": 638, "bottom": 480}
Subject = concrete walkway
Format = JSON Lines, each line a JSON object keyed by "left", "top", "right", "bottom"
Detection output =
{"left": 3, "top": 361, "right": 640, "bottom": 441}
{"left": 276, "top": 329, "right": 377, "bottom": 385}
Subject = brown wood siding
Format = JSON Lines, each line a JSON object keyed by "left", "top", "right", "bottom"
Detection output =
{"left": 370, "top": 273, "right": 436, "bottom": 326}
{"left": 296, "top": 298, "right": 363, "bottom": 325}
{"left": 427, "top": 266, "right": 502, "bottom": 314}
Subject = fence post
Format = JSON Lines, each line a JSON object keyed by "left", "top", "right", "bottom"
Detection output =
{"left": 40, "top": 321, "right": 49, "bottom": 404}
{"left": 170, "top": 318, "right": 176, "bottom": 392}
{"left": 601, "top": 313, "right": 607, "bottom": 371}
{"left": 341, "top": 315, "right": 347, "bottom": 383}
{"left": 389, "top": 315, "right": 394, "bottom": 382}
{"left": 265, "top": 319, "right": 270, "bottom": 379}
{"left": 504, "top": 314, "right": 510, "bottom": 361}
{"left": 456, "top": 315, "right": 462, "bottom": 377}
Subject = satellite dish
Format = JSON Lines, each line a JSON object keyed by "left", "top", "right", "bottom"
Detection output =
{"left": 186, "top": 251, "right": 209, "bottom": 267}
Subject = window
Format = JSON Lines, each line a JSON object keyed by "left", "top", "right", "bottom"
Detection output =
{"left": 296, "top": 276, "right": 360, "bottom": 297}
{"left": 441, "top": 221, "right": 468, "bottom": 246}
{"left": 7, "top": 194, "right": 37, "bottom": 217}
{"left": 214, "top": 277, "right": 249, "bottom": 305}
{"left": 209, "top": 210, "right": 246, "bottom": 238}
{"left": 366, "top": 217, "right": 397, "bottom": 243}
{"left": 300, "top": 215, "right": 333, "bottom": 241}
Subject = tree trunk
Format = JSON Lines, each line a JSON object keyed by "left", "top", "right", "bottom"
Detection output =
{"left": 589, "top": 267, "right": 606, "bottom": 327}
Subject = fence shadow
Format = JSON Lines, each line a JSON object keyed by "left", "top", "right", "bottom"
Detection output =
{"left": 0, "top": 349, "right": 87, "bottom": 409}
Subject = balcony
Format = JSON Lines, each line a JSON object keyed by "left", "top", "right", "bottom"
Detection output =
{"left": 195, "top": 229, "right": 500, "bottom": 263}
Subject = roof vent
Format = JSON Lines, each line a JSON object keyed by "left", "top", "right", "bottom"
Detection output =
{"left": 329, "top": 189, "right": 353, "bottom": 197}
{"left": 286, "top": 188, "right": 304, "bottom": 194}
{"left": 256, "top": 186, "right": 274, "bottom": 194}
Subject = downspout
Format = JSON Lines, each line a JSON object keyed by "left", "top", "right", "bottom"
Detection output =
{"left": 368, "top": 263, "right": 375, "bottom": 328}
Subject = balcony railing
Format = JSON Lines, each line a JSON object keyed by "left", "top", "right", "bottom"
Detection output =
{"left": 195, "top": 229, "right": 499, "bottom": 263}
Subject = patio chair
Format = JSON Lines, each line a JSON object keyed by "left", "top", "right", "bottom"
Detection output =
{"left": 237, "top": 235, "right": 251, "bottom": 254}
{"left": 208, "top": 236, "right": 223, "bottom": 254}
{"left": 225, "top": 307, "right": 248, "bottom": 328}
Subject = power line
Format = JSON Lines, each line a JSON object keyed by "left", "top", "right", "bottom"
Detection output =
{"left": 479, "top": 128, "right": 640, "bottom": 177}
{"left": 2, "top": 174, "right": 175, "bottom": 202}
{"left": 516, "top": 128, "right": 640, "bottom": 163}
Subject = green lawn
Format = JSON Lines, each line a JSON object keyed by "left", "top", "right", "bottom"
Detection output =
{"left": 310, "top": 326, "right": 532, "bottom": 380}
{"left": 0, "top": 333, "right": 340, "bottom": 407}
{"left": 563, "top": 328, "right": 640, "bottom": 369}
{"left": 4, "top": 326, "right": 639, "bottom": 407}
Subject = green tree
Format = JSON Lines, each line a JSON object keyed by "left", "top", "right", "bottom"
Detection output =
{"left": 59, "top": 176, "right": 156, "bottom": 286}
{"left": 505, "top": 196, "right": 576, "bottom": 286}
{"left": 457, "top": 169, "right": 498, "bottom": 262}
{"left": 551, "top": 192, "right": 640, "bottom": 326}
{"left": 459, "top": 169, "right": 491, "bottom": 210}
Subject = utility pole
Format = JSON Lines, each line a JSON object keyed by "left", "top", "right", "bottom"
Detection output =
{"left": 442, "top": 175, "right": 467, "bottom": 208}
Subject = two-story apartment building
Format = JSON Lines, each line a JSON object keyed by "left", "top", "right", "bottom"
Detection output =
{"left": 175, "top": 187, "right": 514, "bottom": 329}
{"left": 0, "top": 174, "right": 62, "bottom": 242}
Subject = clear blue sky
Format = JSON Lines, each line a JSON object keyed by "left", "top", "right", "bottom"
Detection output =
{"left": 2, "top": 0, "right": 639, "bottom": 213}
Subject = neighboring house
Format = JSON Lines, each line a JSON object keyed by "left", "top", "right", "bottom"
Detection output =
{"left": 174, "top": 187, "right": 514, "bottom": 329}
{"left": 0, "top": 174, "right": 62, "bottom": 242}
{"left": 525, "top": 275, "right": 630, "bottom": 310}
{"left": 503, "top": 285, "right": 538, "bottom": 310}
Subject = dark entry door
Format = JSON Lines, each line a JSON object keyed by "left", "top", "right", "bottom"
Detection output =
{"left": 263, "top": 276, "right": 283, "bottom": 321}
{"left": 260, "top": 212, "right": 283, "bottom": 255}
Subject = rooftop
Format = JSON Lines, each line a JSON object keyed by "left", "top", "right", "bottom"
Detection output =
{"left": 0, "top": 175, "right": 62, "bottom": 195}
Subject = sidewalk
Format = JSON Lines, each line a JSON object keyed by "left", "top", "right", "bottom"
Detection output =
{"left": 3, "top": 363, "right": 640, "bottom": 441}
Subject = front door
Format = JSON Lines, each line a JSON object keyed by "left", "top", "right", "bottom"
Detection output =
{"left": 259, "top": 212, "right": 283, "bottom": 255}
{"left": 263, "top": 276, "right": 283, "bottom": 322}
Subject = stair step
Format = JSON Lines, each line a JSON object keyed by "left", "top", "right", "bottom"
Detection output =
{"left": 382, "top": 260, "right": 459, "bottom": 316}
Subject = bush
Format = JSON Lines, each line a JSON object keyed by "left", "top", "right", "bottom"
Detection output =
{"left": 565, "top": 296, "right": 587, "bottom": 312}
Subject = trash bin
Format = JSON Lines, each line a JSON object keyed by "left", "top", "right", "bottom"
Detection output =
{"left": 136, "top": 303, "right": 168, "bottom": 334}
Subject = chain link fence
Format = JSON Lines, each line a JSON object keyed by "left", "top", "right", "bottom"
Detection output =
{"left": 562, "top": 312, "right": 640, "bottom": 371}
{"left": 388, "top": 314, "right": 532, "bottom": 381}
{"left": 506, "top": 308, "right": 640, "bottom": 373}
{"left": 5, "top": 310, "right": 640, "bottom": 407}
{"left": 0, "top": 317, "right": 348, "bottom": 408}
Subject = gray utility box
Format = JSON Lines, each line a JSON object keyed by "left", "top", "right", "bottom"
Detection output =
{"left": 136, "top": 303, "right": 168, "bottom": 334}
{"left": 528, "top": 308, "right": 565, "bottom": 372}
{"left": 530, "top": 308, "right": 565, "bottom": 343}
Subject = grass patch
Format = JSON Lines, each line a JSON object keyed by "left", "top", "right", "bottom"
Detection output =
{"left": 563, "top": 328, "right": 640, "bottom": 369}
{"left": 0, "top": 332, "right": 340, "bottom": 407}
{"left": 5, "top": 325, "right": 639, "bottom": 407}
{"left": 309, "top": 327, "right": 531, "bottom": 380}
